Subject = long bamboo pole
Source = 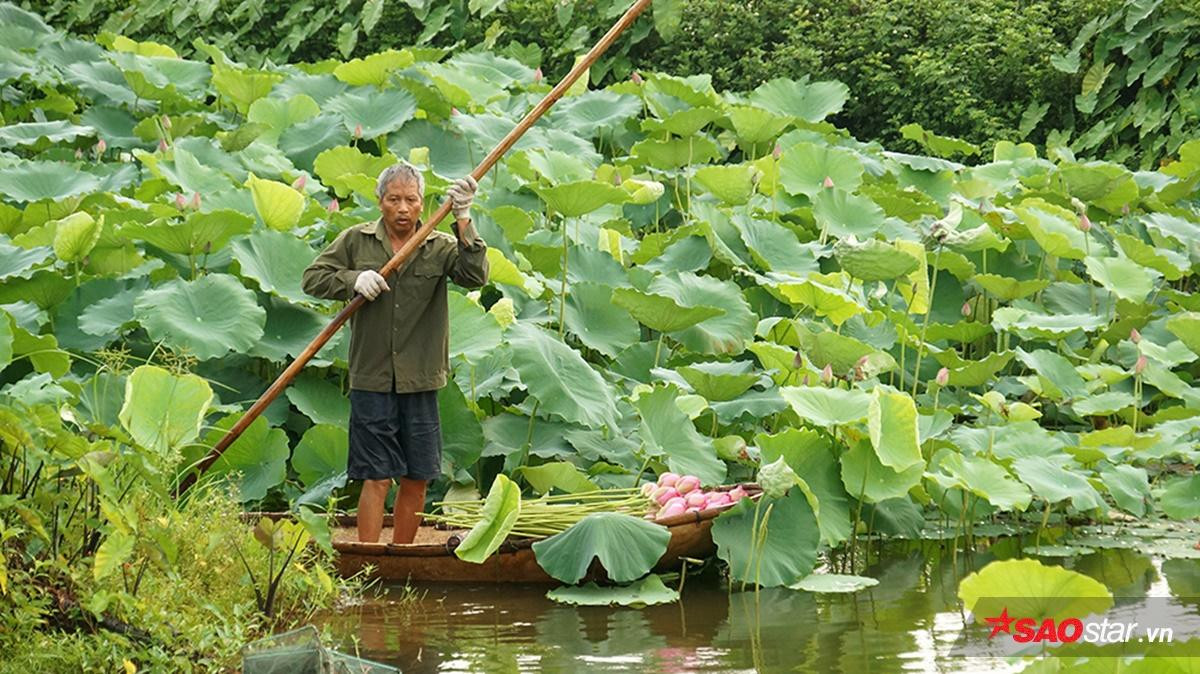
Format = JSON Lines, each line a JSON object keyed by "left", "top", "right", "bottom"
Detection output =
{"left": 177, "top": 0, "right": 655, "bottom": 496}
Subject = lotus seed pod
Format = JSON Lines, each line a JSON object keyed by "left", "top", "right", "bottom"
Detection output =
{"left": 935, "top": 367, "right": 950, "bottom": 387}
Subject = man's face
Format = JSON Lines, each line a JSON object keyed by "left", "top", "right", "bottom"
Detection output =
{"left": 379, "top": 178, "right": 423, "bottom": 234}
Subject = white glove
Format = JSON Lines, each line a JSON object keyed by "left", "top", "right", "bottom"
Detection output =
{"left": 354, "top": 270, "right": 388, "bottom": 300}
{"left": 446, "top": 175, "right": 478, "bottom": 221}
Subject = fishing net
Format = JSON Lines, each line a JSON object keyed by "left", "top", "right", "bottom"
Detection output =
{"left": 241, "top": 625, "right": 398, "bottom": 674}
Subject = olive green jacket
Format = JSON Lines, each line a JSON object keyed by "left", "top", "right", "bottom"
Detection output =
{"left": 301, "top": 218, "right": 488, "bottom": 393}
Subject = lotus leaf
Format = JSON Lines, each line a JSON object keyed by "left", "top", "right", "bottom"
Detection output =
{"left": 532, "top": 512, "right": 670, "bottom": 584}
{"left": 928, "top": 450, "right": 1032, "bottom": 512}
{"left": 198, "top": 413, "right": 289, "bottom": 501}
{"left": 536, "top": 181, "right": 627, "bottom": 218}
{"left": 711, "top": 488, "right": 820, "bottom": 587}
{"left": 693, "top": 164, "right": 758, "bottom": 205}
{"left": 840, "top": 437, "right": 924, "bottom": 503}
{"left": 118, "top": 365, "right": 212, "bottom": 456}
{"left": 780, "top": 387, "right": 870, "bottom": 427}
{"left": 455, "top": 474, "right": 521, "bottom": 563}
{"left": 750, "top": 78, "right": 849, "bottom": 123}
{"left": 519, "top": 461, "right": 598, "bottom": 494}
{"left": 677, "top": 360, "right": 761, "bottom": 402}
{"left": 291, "top": 424, "right": 348, "bottom": 487}
{"left": 635, "top": 384, "right": 726, "bottom": 486}
{"left": 546, "top": 574, "right": 679, "bottom": 606}
{"left": 1013, "top": 456, "right": 1105, "bottom": 510}
{"left": 1084, "top": 255, "right": 1159, "bottom": 302}
{"left": 647, "top": 272, "right": 756, "bottom": 355}
{"left": 507, "top": 322, "right": 619, "bottom": 430}
{"left": 285, "top": 375, "right": 349, "bottom": 427}
{"left": 790, "top": 574, "right": 879, "bottom": 593}
{"left": 563, "top": 282, "right": 639, "bottom": 358}
{"left": 134, "top": 274, "right": 266, "bottom": 360}
{"left": 120, "top": 210, "right": 253, "bottom": 256}
{"left": 230, "top": 229, "right": 318, "bottom": 304}
{"left": 835, "top": 238, "right": 920, "bottom": 281}
{"left": 246, "top": 174, "right": 305, "bottom": 232}
{"left": 958, "top": 559, "right": 1113, "bottom": 627}
{"left": 868, "top": 389, "right": 922, "bottom": 472}
{"left": 0, "top": 161, "right": 101, "bottom": 202}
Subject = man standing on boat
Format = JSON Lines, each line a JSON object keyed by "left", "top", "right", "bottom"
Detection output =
{"left": 301, "top": 163, "right": 488, "bottom": 544}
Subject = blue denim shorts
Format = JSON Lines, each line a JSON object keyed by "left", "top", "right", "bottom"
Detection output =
{"left": 348, "top": 389, "right": 442, "bottom": 481}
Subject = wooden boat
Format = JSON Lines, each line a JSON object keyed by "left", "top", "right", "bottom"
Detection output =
{"left": 255, "top": 487, "right": 758, "bottom": 583}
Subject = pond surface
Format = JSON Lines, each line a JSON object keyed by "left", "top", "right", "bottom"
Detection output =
{"left": 320, "top": 536, "right": 1200, "bottom": 673}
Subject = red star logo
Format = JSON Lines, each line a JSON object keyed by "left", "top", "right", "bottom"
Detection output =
{"left": 985, "top": 607, "right": 1014, "bottom": 638}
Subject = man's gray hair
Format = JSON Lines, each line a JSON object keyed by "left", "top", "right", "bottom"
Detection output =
{"left": 375, "top": 162, "right": 425, "bottom": 200}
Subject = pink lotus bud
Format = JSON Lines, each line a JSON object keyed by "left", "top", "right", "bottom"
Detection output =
{"left": 801, "top": 375, "right": 810, "bottom": 386}
{"left": 706, "top": 492, "right": 731, "bottom": 507}
{"left": 962, "top": 301, "right": 972, "bottom": 317}
{"left": 612, "top": 171, "right": 622, "bottom": 186}
{"left": 656, "top": 488, "right": 681, "bottom": 506}
{"left": 174, "top": 193, "right": 187, "bottom": 209}
{"left": 95, "top": 138, "right": 107, "bottom": 154}
{"left": 1078, "top": 213, "right": 1092, "bottom": 232}
{"left": 1134, "top": 354, "right": 1148, "bottom": 375}
{"left": 854, "top": 355, "right": 869, "bottom": 377}
{"left": 353, "top": 123, "right": 363, "bottom": 138}
{"left": 685, "top": 505, "right": 702, "bottom": 513}
{"left": 822, "top": 176, "right": 834, "bottom": 189}
{"left": 631, "top": 71, "right": 643, "bottom": 85}
{"left": 74, "top": 148, "right": 83, "bottom": 160}
{"left": 292, "top": 174, "right": 307, "bottom": 191}
{"left": 533, "top": 67, "right": 543, "bottom": 84}
{"left": 685, "top": 491, "right": 706, "bottom": 508}
{"left": 935, "top": 367, "right": 950, "bottom": 387}
{"left": 664, "top": 496, "right": 686, "bottom": 510}
{"left": 450, "top": 108, "right": 459, "bottom": 117}
{"left": 772, "top": 143, "right": 782, "bottom": 160}
{"left": 640, "top": 482, "right": 656, "bottom": 498}
{"left": 728, "top": 486, "right": 748, "bottom": 502}
{"left": 792, "top": 350, "right": 804, "bottom": 369}
{"left": 676, "top": 475, "right": 701, "bottom": 495}
{"left": 189, "top": 192, "right": 201, "bottom": 210}
{"left": 158, "top": 139, "right": 169, "bottom": 152}
{"left": 161, "top": 114, "right": 172, "bottom": 131}
{"left": 1130, "top": 328, "right": 1141, "bottom": 344}
{"left": 657, "top": 501, "right": 686, "bottom": 520}
{"left": 657, "top": 472, "right": 680, "bottom": 487}
{"left": 821, "top": 364, "right": 833, "bottom": 385}
{"left": 327, "top": 198, "right": 340, "bottom": 213}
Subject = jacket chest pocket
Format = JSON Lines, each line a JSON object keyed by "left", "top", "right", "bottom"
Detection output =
{"left": 407, "top": 256, "right": 444, "bottom": 297}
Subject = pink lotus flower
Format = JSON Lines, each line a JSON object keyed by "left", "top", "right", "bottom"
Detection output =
{"left": 327, "top": 198, "right": 340, "bottom": 213}
{"left": 631, "top": 71, "right": 643, "bottom": 85}
{"left": 657, "top": 472, "right": 680, "bottom": 487}
{"left": 74, "top": 148, "right": 83, "bottom": 160}
{"left": 822, "top": 176, "right": 834, "bottom": 189}
{"left": 450, "top": 108, "right": 459, "bottom": 116}
{"left": 95, "top": 138, "right": 106, "bottom": 154}
{"left": 935, "top": 367, "right": 950, "bottom": 387}
{"left": 353, "top": 123, "right": 363, "bottom": 138}
{"left": 962, "top": 301, "right": 972, "bottom": 317}
{"left": 174, "top": 193, "right": 187, "bottom": 209}
{"left": 676, "top": 475, "right": 701, "bottom": 495}
{"left": 533, "top": 67, "right": 543, "bottom": 84}
{"left": 1078, "top": 213, "right": 1092, "bottom": 232}
{"left": 293, "top": 174, "right": 307, "bottom": 191}
{"left": 1130, "top": 328, "right": 1141, "bottom": 344}
{"left": 189, "top": 192, "right": 201, "bottom": 210}
{"left": 772, "top": 143, "right": 782, "bottom": 160}
{"left": 1134, "top": 355, "right": 1148, "bottom": 375}
{"left": 821, "top": 363, "right": 833, "bottom": 385}
{"left": 158, "top": 139, "right": 169, "bottom": 152}
{"left": 161, "top": 114, "right": 172, "bottom": 131}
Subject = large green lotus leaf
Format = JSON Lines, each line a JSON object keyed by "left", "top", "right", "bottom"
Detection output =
{"left": 639, "top": 236, "right": 711, "bottom": 275}
{"left": 52, "top": 212, "right": 102, "bottom": 263}
{"left": 991, "top": 307, "right": 1106, "bottom": 340}
{"left": 0, "top": 161, "right": 101, "bottom": 202}
{"left": 250, "top": 297, "right": 336, "bottom": 363}
{"left": 1166, "top": 313, "right": 1200, "bottom": 357}
{"left": 798, "top": 329, "right": 895, "bottom": 376}
{"left": 211, "top": 65, "right": 283, "bottom": 115}
{"left": 939, "top": 223, "right": 1010, "bottom": 253}
{"left": 122, "top": 209, "right": 254, "bottom": 256}
{"left": 549, "top": 90, "right": 642, "bottom": 136}
{"left": 677, "top": 360, "right": 760, "bottom": 402}
{"left": 0, "top": 241, "right": 51, "bottom": 279}
{"left": 611, "top": 287, "right": 724, "bottom": 333}
{"left": 928, "top": 450, "right": 1031, "bottom": 512}
{"left": 313, "top": 145, "right": 397, "bottom": 198}
{"left": 563, "top": 282, "right": 640, "bottom": 358}
{"left": 162, "top": 147, "right": 234, "bottom": 196}
{"left": 750, "top": 77, "right": 849, "bottom": 123}
{"left": 291, "top": 423, "right": 348, "bottom": 487}
{"left": 1071, "top": 391, "right": 1135, "bottom": 416}
{"left": 0, "top": 120, "right": 94, "bottom": 147}
{"left": 1060, "top": 162, "right": 1140, "bottom": 214}
{"left": 134, "top": 274, "right": 266, "bottom": 360}
{"left": 53, "top": 279, "right": 125, "bottom": 351}
{"left": 246, "top": 94, "right": 320, "bottom": 141}
{"left": 537, "top": 181, "right": 628, "bottom": 218}
{"left": 811, "top": 188, "right": 885, "bottom": 239}
{"left": 438, "top": 378, "right": 484, "bottom": 471}
{"left": 198, "top": 413, "right": 288, "bottom": 502}
{"left": 629, "top": 135, "right": 722, "bottom": 171}
{"left": 645, "top": 107, "right": 722, "bottom": 137}
{"left": 1015, "top": 199, "right": 1087, "bottom": 260}
{"left": 693, "top": 164, "right": 758, "bottom": 205}
{"left": 729, "top": 105, "right": 792, "bottom": 148}
{"left": 274, "top": 73, "right": 349, "bottom": 105}
{"left": 533, "top": 513, "right": 670, "bottom": 584}
{"left": 279, "top": 114, "right": 352, "bottom": 172}
{"left": 691, "top": 201, "right": 755, "bottom": 268}
{"left": 929, "top": 350, "right": 1014, "bottom": 387}
{"left": 772, "top": 275, "right": 866, "bottom": 326}
{"left": 1159, "top": 475, "right": 1200, "bottom": 519}
{"left": 1015, "top": 348, "right": 1088, "bottom": 401}
{"left": 1084, "top": 256, "right": 1159, "bottom": 302}
{"left": 333, "top": 49, "right": 414, "bottom": 87}
{"left": 780, "top": 143, "right": 863, "bottom": 197}
{"left": 77, "top": 285, "right": 140, "bottom": 338}
{"left": 246, "top": 174, "right": 305, "bottom": 231}
{"left": 285, "top": 375, "right": 349, "bottom": 427}
{"left": 971, "top": 273, "right": 1048, "bottom": 301}
{"left": 1012, "top": 456, "right": 1104, "bottom": 510}
{"left": 792, "top": 574, "right": 879, "bottom": 593}
{"left": 899, "top": 123, "right": 979, "bottom": 158}
{"left": 230, "top": 229, "right": 318, "bottom": 304}
{"left": 546, "top": 574, "right": 679, "bottom": 606}
{"left": 649, "top": 272, "right": 756, "bottom": 355}
{"left": 0, "top": 310, "right": 10, "bottom": 371}
{"left": 756, "top": 428, "right": 851, "bottom": 545}
{"left": 730, "top": 213, "right": 819, "bottom": 275}
{"left": 1115, "top": 233, "right": 1189, "bottom": 281}
{"left": 712, "top": 489, "right": 820, "bottom": 587}
{"left": 958, "top": 559, "right": 1113, "bottom": 627}
{"left": 456, "top": 474, "right": 521, "bottom": 563}
{"left": 0, "top": 3, "right": 53, "bottom": 50}
{"left": 507, "top": 322, "right": 619, "bottom": 430}
{"left": 8, "top": 318, "right": 69, "bottom": 376}
{"left": 449, "top": 292, "right": 503, "bottom": 364}
{"left": 0, "top": 270, "right": 72, "bottom": 309}
{"left": 780, "top": 386, "right": 870, "bottom": 427}
{"left": 509, "top": 148, "right": 595, "bottom": 184}
{"left": 118, "top": 365, "right": 213, "bottom": 456}
{"left": 1100, "top": 465, "right": 1150, "bottom": 517}
{"left": 1142, "top": 213, "right": 1200, "bottom": 256}
{"left": 835, "top": 238, "right": 920, "bottom": 281}
{"left": 868, "top": 389, "right": 921, "bottom": 472}
{"left": 326, "top": 87, "right": 417, "bottom": 138}
{"left": 840, "top": 437, "right": 924, "bottom": 502}
{"left": 519, "top": 461, "right": 598, "bottom": 494}
{"left": 636, "top": 384, "right": 727, "bottom": 485}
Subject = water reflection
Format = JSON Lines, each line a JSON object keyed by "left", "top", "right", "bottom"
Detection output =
{"left": 321, "top": 544, "right": 1197, "bottom": 673}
